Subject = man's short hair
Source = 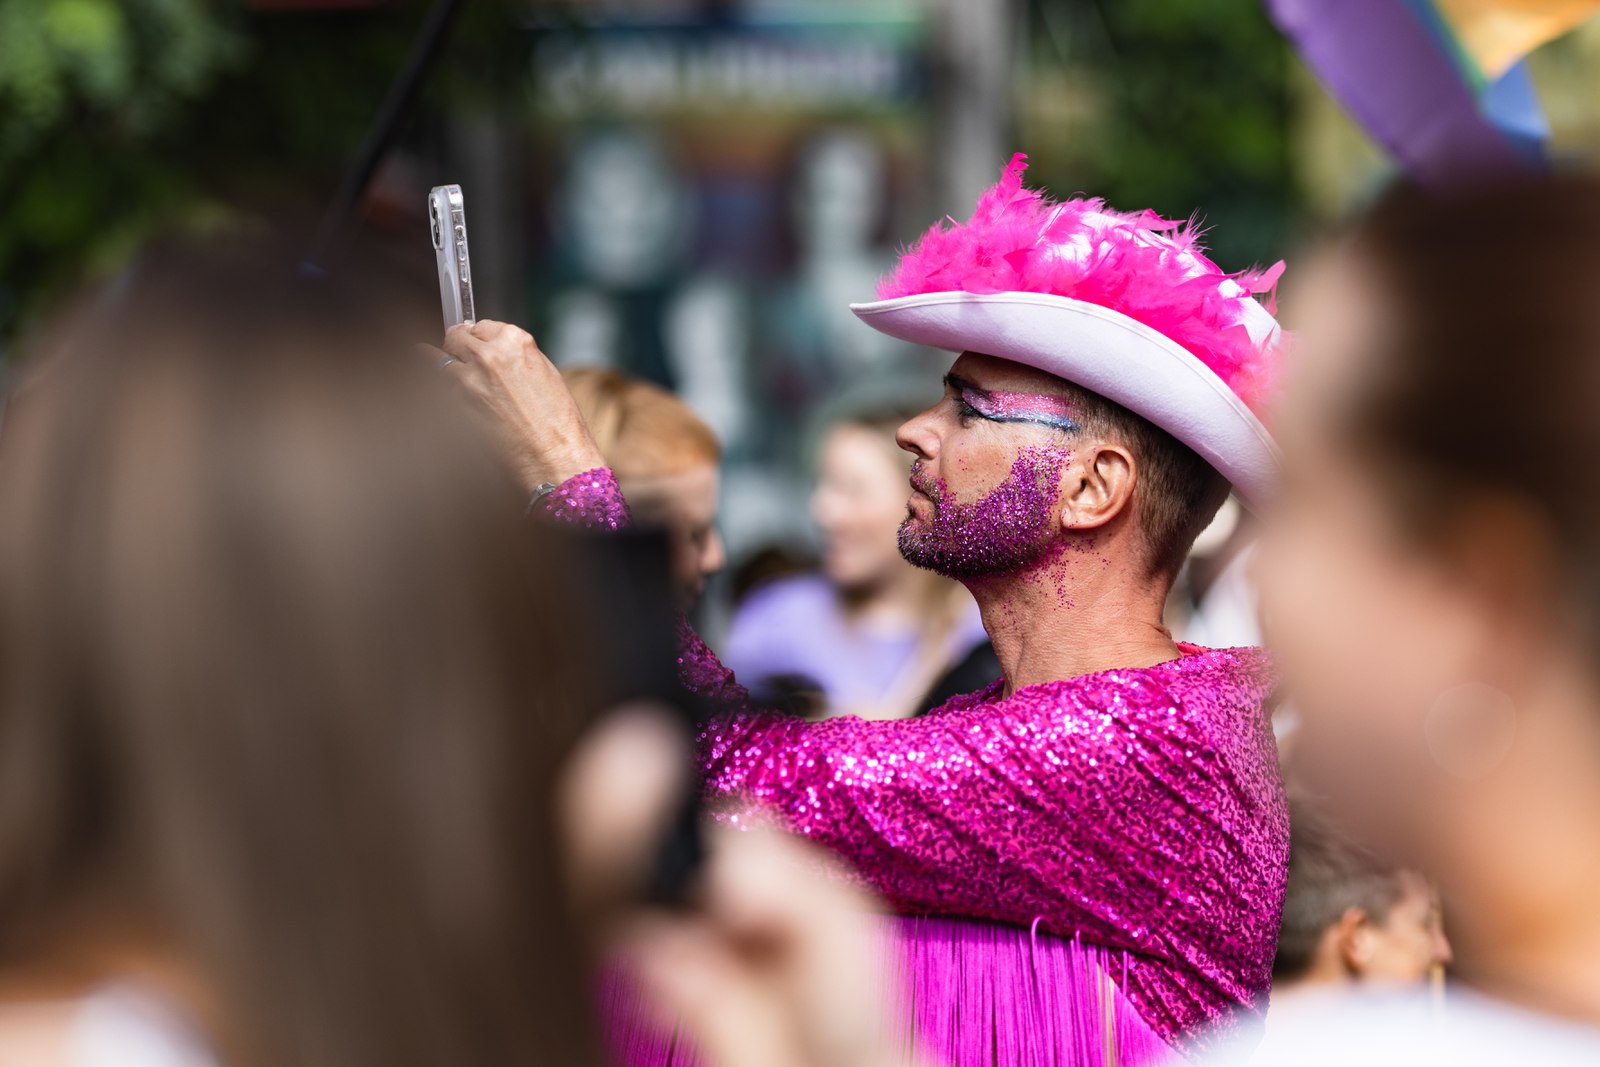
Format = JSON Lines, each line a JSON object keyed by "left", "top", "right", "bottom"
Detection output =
{"left": 1273, "top": 804, "right": 1410, "bottom": 982}
{"left": 1059, "top": 383, "right": 1232, "bottom": 582}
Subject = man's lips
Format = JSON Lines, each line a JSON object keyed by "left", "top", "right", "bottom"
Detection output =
{"left": 906, "top": 480, "right": 934, "bottom": 517}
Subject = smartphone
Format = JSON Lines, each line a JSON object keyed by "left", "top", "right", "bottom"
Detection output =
{"left": 429, "top": 184, "right": 475, "bottom": 329}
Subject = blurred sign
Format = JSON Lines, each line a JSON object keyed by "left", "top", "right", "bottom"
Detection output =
{"left": 246, "top": 0, "right": 387, "bottom": 9}
{"left": 531, "top": 15, "right": 926, "bottom": 116}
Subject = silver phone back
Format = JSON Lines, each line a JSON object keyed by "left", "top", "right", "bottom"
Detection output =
{"left": 429, "top": 184, "right": 475, "bottom": 329}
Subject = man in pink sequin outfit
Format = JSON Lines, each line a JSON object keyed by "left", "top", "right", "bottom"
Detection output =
{"left": 437, "top": 155, "right": 1289, "bottom": 1066}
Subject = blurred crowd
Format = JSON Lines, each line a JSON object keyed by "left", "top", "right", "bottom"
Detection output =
{"left": 2, "top": 161, "right": 1600, "bottom": 1067}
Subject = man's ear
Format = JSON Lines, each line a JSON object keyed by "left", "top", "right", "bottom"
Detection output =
{"left": 1060, "top": 443, "right": 1136, "bottom": 532}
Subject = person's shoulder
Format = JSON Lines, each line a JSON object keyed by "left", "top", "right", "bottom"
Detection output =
{"left": 1170, "top": 643, "right": 1276, "bottom": 696}
{"left": 997, "top": 646, "right": 1275, "bottom": 741}
{"left": 1144, "top": 645, "right": 1278, "bottom": 748}
{"left": 921, "top": 676, "right": 1006, "bottom": 718}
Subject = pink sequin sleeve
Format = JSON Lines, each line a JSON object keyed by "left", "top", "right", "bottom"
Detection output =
{"left": 698, "top": 654, "right": 1286, "bottom": 1047}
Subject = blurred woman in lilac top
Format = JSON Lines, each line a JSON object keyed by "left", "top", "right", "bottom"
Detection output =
{"left": 724, "top": 404, "right": 993, "bottom": 719}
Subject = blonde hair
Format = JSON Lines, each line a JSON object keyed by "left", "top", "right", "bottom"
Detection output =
{"left": 563, "top": 368, "right": 720, "bottom": 482}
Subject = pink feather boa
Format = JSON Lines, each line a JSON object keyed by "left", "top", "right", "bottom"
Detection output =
{"left": 878, "top": 153, "right": 1285, "bottom": 411}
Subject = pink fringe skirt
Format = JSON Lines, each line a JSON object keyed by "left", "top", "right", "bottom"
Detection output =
{"left": 603, "top": 915, "right": 1179, "bottom": 1067}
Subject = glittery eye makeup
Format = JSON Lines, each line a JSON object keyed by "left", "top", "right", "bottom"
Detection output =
{"left": 952, "top": 377, "right": 1079, "bottom": 434}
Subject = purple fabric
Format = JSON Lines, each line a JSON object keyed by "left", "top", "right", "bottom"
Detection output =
{"left": 888, "top": 917, "right": 1180, "bottom": 1067}
{"left": 557, "top": 469, "right": 1288, "bottom": 1062}
{"left": 722, "top": 573, "right": 990, "bottom": 715}
{"left": 1266, "top": 0, "right": 1542, "bottom": 186}
{"left": 604, "top": 916, "right": 1181, "bottom": 1067}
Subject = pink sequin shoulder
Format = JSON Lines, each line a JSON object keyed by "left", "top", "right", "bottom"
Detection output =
{"left": 551, "top": 469, "right": 1289, "bottom": 1057}
{"left": 698, "top": 641, "right": 1285, "bottom": 1052}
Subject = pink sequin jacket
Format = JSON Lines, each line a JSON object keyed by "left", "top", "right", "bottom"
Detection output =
{"left": 544, "top": 468, "right": 1289, "bottom": 1055}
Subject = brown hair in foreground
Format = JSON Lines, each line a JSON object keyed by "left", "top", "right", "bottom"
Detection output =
{"left": 0, "top": 238, "right": 605, "bottom": 1067}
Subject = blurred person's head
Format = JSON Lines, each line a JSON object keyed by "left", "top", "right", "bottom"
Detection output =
{"left": 565, "top": 367, "right": 723, "bottom": 604}
{"left": 0, "top": 238, "right": 620, "bottom": 1067}
{"left": 1257, "top": 174, "right": 1600, "bottom": 998}
{"left": 1274, "top": 805, "right": 1449, "bottom": 990}
{"left": 811, "top": 404, "right": 926, "bottom": 594}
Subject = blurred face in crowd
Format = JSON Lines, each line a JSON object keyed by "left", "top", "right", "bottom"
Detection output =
{"left": 1358, "top": 871, "right": 1453, "bottom": 984}
{"left": 893, "top": 353, "right": 1080, "bottom": 582}
{"left": 1256, "top": 252, "right": 1535, "bottom": 866}
{"left": 811, "top": 423, "right": 911, "bottom": 591}
{"left": 1257, "top": 180, "right": 1600, "bottom": 1024}
{"left": 624, "top": 464, "right": 725, "bottom": 605}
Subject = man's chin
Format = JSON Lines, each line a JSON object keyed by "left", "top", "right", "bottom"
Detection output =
{"left": 896, "top": 519, "right": 925, "bottom": 559}
{"left": 895, "top": 528, "right": 943, "bottom": 576}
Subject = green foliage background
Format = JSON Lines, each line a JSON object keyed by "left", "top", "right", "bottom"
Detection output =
{"left": 1020, "top": 0, "right": 1297, "bottom": 274}
{"left": 0, "top": 0, "right": 526, "bottom": 354}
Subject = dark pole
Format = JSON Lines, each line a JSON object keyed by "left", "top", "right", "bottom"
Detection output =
{"left": 301, "top": 0, "right": 465, "bottom": 275}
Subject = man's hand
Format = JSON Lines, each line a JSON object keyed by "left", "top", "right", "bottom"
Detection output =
{"left": 428, "top": 320, "right": 606, "bottom": 492}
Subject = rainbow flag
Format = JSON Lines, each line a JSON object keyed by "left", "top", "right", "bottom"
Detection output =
{"left": 1266, "top": 0, "right": 1600, "bottom": 185}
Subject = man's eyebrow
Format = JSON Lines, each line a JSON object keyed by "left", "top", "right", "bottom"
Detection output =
{"left": 943, "top": 373, "right": 982, "bottom": 395}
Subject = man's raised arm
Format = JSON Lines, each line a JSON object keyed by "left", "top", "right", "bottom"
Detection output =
{"left": 425, "top": 320, "right": 758, "bottom": 717}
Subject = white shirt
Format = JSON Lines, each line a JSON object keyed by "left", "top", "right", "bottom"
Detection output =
{"left": 68, "top": 986, "right": 216, "bottom": 1067}
{"left": 1212, "top": 985, "right": 1600, "bottom": 1066}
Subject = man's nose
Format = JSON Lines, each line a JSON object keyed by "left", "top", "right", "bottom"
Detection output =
{"left": 1433, "top": 927, "right": 1453, "bottom": 968}
{"left": 702, "top": 529, "right": 726, "bottom": 578}
{"left": 896, "top": 411, "right": 938, "bottom": 461}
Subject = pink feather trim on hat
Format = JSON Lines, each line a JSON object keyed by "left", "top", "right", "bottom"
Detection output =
{"left": 878, "top": 153, "right": 1285, "bottom": 411}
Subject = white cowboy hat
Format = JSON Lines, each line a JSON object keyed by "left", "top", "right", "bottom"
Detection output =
{"left": 851, "top": 154, "right": 1285, "bottom": 505}
{"left": 850, "top": 289, "right": 1281, "bottom": 504}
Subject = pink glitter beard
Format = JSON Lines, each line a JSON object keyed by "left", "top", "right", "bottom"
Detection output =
{"left": 898, "top": 446, "right": 1071, "bottom": 581}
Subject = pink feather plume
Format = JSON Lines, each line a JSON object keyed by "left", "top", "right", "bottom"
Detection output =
{"left": 879, "top": 153, "right": 1285, "bottom": 411}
